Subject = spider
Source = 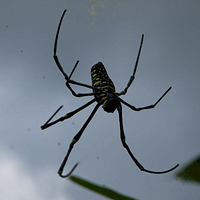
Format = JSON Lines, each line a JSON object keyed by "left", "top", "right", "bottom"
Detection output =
{"left": 41, "top": 9, "right": 179, "bottom": 178}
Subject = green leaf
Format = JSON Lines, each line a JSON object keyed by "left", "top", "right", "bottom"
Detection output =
{"left": 69, "top": 175, "right": 138, "bottom": 200}
{"left": 176, "top": 155, "right": 200, "bottom": 183}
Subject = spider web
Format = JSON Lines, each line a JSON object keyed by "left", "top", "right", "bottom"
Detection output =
{"left": 90, "top": 0, "right": 122, "bottom": 17}
{"left": 74, "top": 0, "right": 124, "bottom": 24}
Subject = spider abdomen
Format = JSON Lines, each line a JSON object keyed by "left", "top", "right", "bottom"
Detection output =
{"left": 91, "top": 62, "right": 114, "bottom": 87}
{"left": 91, "top": 62, "right": 119, "bottom": 113}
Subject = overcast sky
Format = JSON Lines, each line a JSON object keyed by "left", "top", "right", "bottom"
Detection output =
{"left": 1, "top": 0, "right": 200, "bottom": 199}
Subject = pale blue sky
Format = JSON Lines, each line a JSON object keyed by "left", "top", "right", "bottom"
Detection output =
{"left": 0, "top": 0, "right": 200, "bottom": 199}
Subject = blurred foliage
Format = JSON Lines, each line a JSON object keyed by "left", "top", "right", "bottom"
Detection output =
{"left": 69, "top": 175, "right": 137, "bottom": 200}
{"left": 176, "top": 155, "right": 200, "bottom": 184}
{"left": 69, "top": 156, "right": 200, "bottom": 199}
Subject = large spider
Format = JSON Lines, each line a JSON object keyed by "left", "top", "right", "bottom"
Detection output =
{"left": 41, "top": 9, "right": 179, "bottom": 178}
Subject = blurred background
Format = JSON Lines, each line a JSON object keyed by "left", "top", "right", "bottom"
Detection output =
{"left": 0, "top": 0, "right": 200, "bottom": 199}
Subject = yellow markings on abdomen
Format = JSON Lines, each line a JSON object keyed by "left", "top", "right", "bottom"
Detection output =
{"left": 92, "top": 73, "right": 97, "bottom": 77}
{"left": 94, "top": 81, "right": 101, "bottom": 86}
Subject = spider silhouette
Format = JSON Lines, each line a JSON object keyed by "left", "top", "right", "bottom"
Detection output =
{"left": 41, "top": 9, "right": 179, "bottom": 178}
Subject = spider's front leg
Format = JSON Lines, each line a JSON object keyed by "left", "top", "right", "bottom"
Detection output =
{"left": 53, "top": 9, "right": 101, "bottom": 98}
{"left": 117, "top": 103, "right": 179, "bottom": 174}
{"left": 118, "top": 34, "right": 144, "bottom": 96}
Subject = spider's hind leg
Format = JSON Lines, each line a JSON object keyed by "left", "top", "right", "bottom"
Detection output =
{"left": 117, "top": 103, "right": 179, "bottom": 174}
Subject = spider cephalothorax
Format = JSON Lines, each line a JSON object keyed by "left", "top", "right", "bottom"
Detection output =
{"left": 41, "top": 9, "right": 179, "bottom": 178}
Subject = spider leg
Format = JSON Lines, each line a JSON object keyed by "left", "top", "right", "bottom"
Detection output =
{"left": 58, "top": 103, "right": 101, "bottom": 178}
{"left": 117, "top": 103, "right": 179, "bottom": 174}
{"left": 53, "top": 9, "right": 68, "bottom": 80}
{"left": 53, "top": 9, "right": 101, "bottom": 97}
{"left": 118, "top": 34, "right": 144, "bottom": 96}
{"left": 41, "top": 97, "right": 99, "bottom": 130}
{"left": 64, "top": 61, "right": 101, "bottom": 97}
{"left": 119, "top": 86, "right": 172, "bottom": 111}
